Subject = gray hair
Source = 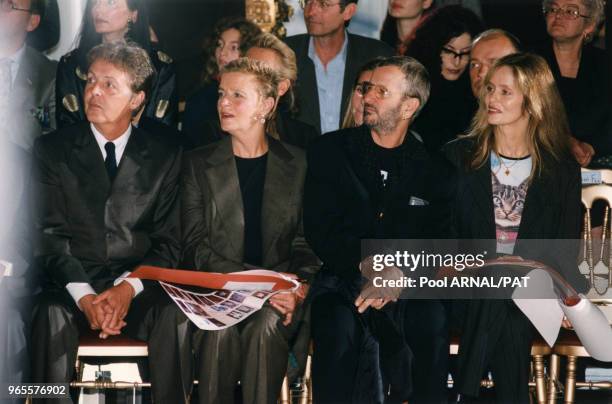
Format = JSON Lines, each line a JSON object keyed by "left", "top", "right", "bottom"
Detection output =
{"left": 579, "top": 0, "right": 606, "bottom": 27}
{"left": 472, "top": 28, "right": 521, "bottom": 51}
{"left": 374, "top": 56, "right": 431, "bottom": 118}
{"left": 87, "top": 42, "right": 156, "bottom": 101}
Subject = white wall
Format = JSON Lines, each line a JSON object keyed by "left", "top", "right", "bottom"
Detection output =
{"left": 46, "top": 0, "right": 87, "bottom": 60}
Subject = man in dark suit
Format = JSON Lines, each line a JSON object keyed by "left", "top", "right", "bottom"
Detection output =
{"left": 285, "top": 0, "right": 393, "bottom": 134}
{"left": 0, "top": 0, "right": 56, "bottom": 150}
{"left": 30, "top": 42, "right": 190, "bottom": 403}
{"left": 304, "top": 56, "right": 452, "bottom": 403}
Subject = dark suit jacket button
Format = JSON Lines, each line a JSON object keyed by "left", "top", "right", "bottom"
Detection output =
{"left": 379, "top": 212, "right": 384, "bottom": 219}
{"left": 106, "top": 232, "right": 112, "bottom": 239}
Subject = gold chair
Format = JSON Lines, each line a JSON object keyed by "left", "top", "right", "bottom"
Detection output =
{"left": 547, "top": 169, "right": 612, "bottom": 404}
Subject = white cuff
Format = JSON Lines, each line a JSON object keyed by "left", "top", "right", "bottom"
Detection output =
{"left": 114, "top": 271, "right": 144, "bottom": 297}
{"left": 66, "top": 283, "right": 96, "bottom": 310}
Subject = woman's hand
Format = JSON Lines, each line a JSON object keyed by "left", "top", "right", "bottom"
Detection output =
{"left": 269, "top": 292, "right": 298, "bottom": 326}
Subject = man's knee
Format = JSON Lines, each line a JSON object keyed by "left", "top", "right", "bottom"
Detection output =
{"left": 311, "top": 292, "right": 360, "bottom": 342}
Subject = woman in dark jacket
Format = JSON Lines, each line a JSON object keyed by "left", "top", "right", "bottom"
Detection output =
{"left": 444, "top": 53, "right": 587, "bottom": 403}
{"left": 407, "top": 5, "right": 483, "bottom": 154}
{"left": 55, "top": 0, "right": 177, "bottom": 129}
{"left": 181, "top": 58, "right": 319, "bottom": 404}
{"left": 531, "top": 0, "right": 608, "bottom": 166}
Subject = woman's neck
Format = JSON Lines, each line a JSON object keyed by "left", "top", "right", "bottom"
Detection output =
{"left": 494, "top": 122, "right": 530, "bottom": 158}
{"left": 231, "top": 128, "right": 268, "bottom": 158}
{"left": 102, "top": 30, "right": 128, "bottom": 44}
{"left": 552, "top": 39, "right": 583, "bottom": 78}
{"left": 396, "top": 16, "right": 422, "bottom": 42}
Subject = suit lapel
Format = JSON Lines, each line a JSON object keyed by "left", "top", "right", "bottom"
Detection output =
{"left": 68, "top": 125, "right": 111, "bottom": 198}
{"left": 467, "top": 159, "right": 496, "bottom": 237}
{"left": 297, "top": 37, "right": 321, "bottom": 133}
{"left": 516, "top": 172, "right": 547, "bottom": 239}
{"left": 205, "top": 138, "right": 244, "bottom": 259}
{"left": 261, "top": 138, "right": 297, "bottom": 261}
{"left": 112, "top": 127, "right": 146, "bottom": 192}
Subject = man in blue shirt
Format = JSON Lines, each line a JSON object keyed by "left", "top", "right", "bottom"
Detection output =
{"left": 286, "top": 0, "right": 393, "bottom": 134}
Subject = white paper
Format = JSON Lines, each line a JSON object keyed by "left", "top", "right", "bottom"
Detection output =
{"left": 513, "top": 268, "right": 564, "bottom": 347}
{"left": 561, "top": 295, "right": 612, "bottom": 362}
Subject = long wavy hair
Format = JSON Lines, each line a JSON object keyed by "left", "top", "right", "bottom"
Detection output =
{"left": 464, "top": 53, "right": 572, "bottom": 178}
{"left": 201, "top": 17, "right": 261, "bottom": 85}
{"left": 75, "top": 0, "right": 152, "bottom": 68}
{"left": 406, "top": 5, "right": 483, "bottom": 80}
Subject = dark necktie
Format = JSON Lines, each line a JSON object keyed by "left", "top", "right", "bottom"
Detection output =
{"left": 104, "top": 142, "right": 118, "bottom": 181}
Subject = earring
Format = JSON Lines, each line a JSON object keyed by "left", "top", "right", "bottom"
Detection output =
{"left": 260, "top": 116, "right": 266, "bottom": 124}
{"left": 126, "top": 17, "right": 134, "bottom": 35}
{"left": 583, "top": 32, "right": 593, "bottom": 42}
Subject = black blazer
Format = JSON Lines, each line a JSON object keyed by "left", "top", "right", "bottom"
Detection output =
{"left": 443, "top": 138, "right": 587, "bottom": 292}
{"left": 285, "top": 33, "right": 394, "bottom": 134}
{"left": 32, "top": 122, "right": 181, "bottom": 290}
{"left": 184, "top": 111, "right": 318, "bottom": 151}
{"left": 181, "top": 136, "right": 320, "bottom": 282}
{"left": 55, "top": 48, "right": 178, "bottom": 129}
{"left": 303, "top": 125, "right": 453, "bottom": 280}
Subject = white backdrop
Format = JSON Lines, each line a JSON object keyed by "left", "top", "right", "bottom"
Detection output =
{"left": 46, "top": 0, "right": 87, "bottom": 60}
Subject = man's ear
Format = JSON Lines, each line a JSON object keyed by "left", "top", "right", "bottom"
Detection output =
{"left": 402, "top": 97, "right": 420, "bottom": 121}
{"left": 130, "top": 91, "right": 146, "bottom": 112}
{"left": 342, "top": 3, "right": 358, "bottom": 23}
{"left": 26, "top": 13, "right": 41, "bottom": 33}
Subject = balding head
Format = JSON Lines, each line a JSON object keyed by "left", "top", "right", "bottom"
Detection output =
{"left": 469, "top": 29, "right": 520, "bottom": 97}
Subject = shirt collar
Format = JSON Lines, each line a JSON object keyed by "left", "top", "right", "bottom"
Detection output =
{"left": 90, "top": 123, "right": 132, "bottom": 151}
{"left": 308, "top": 31, "right": 349, "bottom": 65}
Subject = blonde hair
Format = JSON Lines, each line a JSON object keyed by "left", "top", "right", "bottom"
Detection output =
{"left": 250, "top": 33, "right": 298, "bottom": 110}
{"left": 220, "top": 58, "right": 280, "bottom": 120}
{"left": 464, "top": 52, "right": 571, "bottom": 177}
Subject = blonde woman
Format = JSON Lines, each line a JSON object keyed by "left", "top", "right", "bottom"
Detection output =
{"left": 193, "top": 33, "right": 318, "bottom": 149}
{"left": 181, "top": 58, "right": 319, "bottom": 403}
{"left": 444, "top": 52, "right": 588, "bottom": 403}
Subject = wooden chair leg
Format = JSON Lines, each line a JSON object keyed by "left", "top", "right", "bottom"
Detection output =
{"left": 547, "top": 353, "right": 560, "bottom": 404}
{"left": 279, "top": 375, "right": 290, "bottom": 404}
{"left": 533, "top": 354, "right": 547, "bottom": 404}
{"left": 564, "top": 356, "right": 577, "bottom": 404}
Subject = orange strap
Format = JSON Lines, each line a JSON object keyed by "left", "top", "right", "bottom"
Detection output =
{"left": 129, "top": 265, "right": 295, "bottom": 291}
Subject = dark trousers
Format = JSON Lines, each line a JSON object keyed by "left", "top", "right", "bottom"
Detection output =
{"left": 192, "top": 305, "right": 299, "bottom": 404}
{"left": 311, "top": 290, "right": 449, "bottom": 404}
{"left": 455, "top": 300, "right": 534, "bottom": 404}
{"left": 30, "top": 284, "right": 192, "bottom": 403}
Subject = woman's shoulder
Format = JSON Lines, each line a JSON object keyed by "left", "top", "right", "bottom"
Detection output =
{"left": 441, "top": 137, "right": 475, "bottom": 167}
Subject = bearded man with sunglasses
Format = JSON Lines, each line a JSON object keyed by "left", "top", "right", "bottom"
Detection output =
{"left": 304, "top": 56, "right": 453, "bottom": 403}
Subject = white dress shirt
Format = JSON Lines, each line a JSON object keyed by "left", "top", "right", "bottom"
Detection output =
{"left": 65, "top": 124, "right": 144, "bottom": 309}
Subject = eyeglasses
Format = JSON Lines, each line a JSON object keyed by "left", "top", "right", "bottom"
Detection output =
{"left": 355, "top": 82, "right": 391, "bottom": 100}
{"left": 299, "top": 0, "right": 343, "bottom": 11}
{"left": 0, "top": 0, "right": 31, "bottom": 13}
{"left": 542, "top": 4, "right": 591, "bottom": 19}
{"left": 441, "top": 47, "right": 471, "bottom": 60}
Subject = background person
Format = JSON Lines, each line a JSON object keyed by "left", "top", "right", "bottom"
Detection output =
{"left": 408, "top": 5, "right": 483, "bottom": 153}
{"left": 182, "top": 16, "right": 261, "bottom": 145}
{"left": 55, "top": 0, "right": 178, "bottom": 129}
{"left": 286, "top": 0, "right": 393, "bottom": 134}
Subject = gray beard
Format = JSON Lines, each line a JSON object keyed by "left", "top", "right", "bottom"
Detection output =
{"left": 365, "top": 104, "right": 402, "bottom": 135}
